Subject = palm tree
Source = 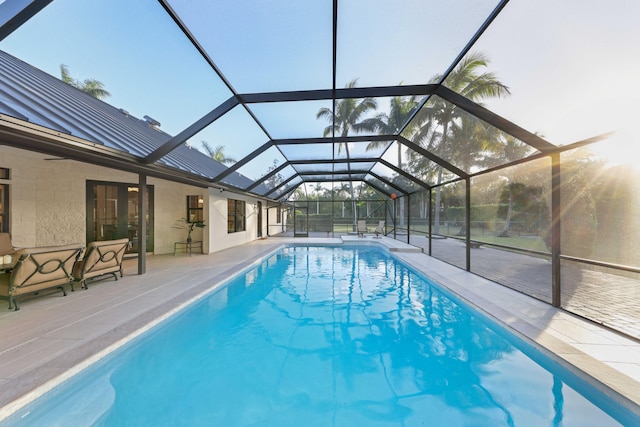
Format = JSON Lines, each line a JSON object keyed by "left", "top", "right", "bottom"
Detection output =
{"left": 366, "top": 91, "right": 421, "bottom": 161}
{"left": 312, "top": 182, "right": 324, "bottom": 214}
{"left": 366, "top": 92, "right": 421, "bottom": 227}
{"left": 317, "top": 78, "right": 379, "bottom": 231}
{"left": 332, "top": 182, "right": 351, "bottom": 218}
{"left": 59, "top": 64, "right": 111, "bottom": 100}
{"left": 415, "top": 52, "right": 510, "bottom": 235}
{"left": 491, "top": 134, "right": 535, "bottom": 236}
{"left": 201, "top": 141, "right": 236, "bottom": 165}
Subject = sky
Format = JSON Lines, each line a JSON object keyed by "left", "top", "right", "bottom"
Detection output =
{"left": 1, "top": 0, "right": 638, "bottom": 184}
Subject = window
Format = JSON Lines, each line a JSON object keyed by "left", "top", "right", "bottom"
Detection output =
{"left": 186, "top": 195, "right": 204, "bottom": 222}
{"left": 0, "top": 167, "right": 9, "bottom": 233}
{"left": 227, "top": 199, "right": 246, "bottom": 233}
{"left": 277, "top": 206, "right": 282, "bottom": 223}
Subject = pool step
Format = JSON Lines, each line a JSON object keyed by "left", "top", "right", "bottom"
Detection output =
{"left": 340, "top": 235, "right": 423, "bottom": 253}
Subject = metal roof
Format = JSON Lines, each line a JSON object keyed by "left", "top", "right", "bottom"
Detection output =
{"left": 0, "top": 49, "right": 263, "bottom": 192}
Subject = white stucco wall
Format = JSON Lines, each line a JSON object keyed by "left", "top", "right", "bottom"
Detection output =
{"left": 0, "top": 146, "right": 247, "bottom": 254}
{"left": 207, "top": 189, "right": 264, "bottom": 254}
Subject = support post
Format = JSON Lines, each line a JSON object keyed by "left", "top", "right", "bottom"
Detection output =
{"left": 428, "top": 188, "right": 432, "bottom": 255}
{"left": 465, "top": 178, "right": 471, "bottom": 271}
{"left": 551, "top": 153, "right": 561, "bottom": 307}
{"left": 406, "top": 194, "right": 411, "bottom": 245}
{"left": 138, "top": 173, "right": 147, "bottom": 275}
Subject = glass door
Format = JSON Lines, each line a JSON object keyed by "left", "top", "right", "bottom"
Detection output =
{"left": 294, "top": 203, "right": 308, "bottom": 237}
{"left": 87, "top": 181, "right": 154, "bottom": 253}
{"left": 257, "top": 201, "right": 263, "bottom": 238}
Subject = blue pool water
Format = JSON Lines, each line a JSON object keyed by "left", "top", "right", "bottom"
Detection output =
{"left": 3, "top": 245, "right": 638, "bottom": 426}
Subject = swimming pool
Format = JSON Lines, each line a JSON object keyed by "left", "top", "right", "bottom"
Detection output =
{"left": 3, "top": 245, "right": 638, "bottom": 426}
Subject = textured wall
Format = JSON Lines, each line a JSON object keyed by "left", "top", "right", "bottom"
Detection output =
{"left": 0, "top": 146, "right": 224, "bottom": 254}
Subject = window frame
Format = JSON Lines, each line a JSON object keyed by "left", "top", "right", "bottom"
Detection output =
{"left": 186, "top": 195, "right": 204, "bottom": 222}
{"left": 0, "top": 167, "right": 10, "bottom": 233}
{"left": 227, "top": 198, "right": 246, "bottom": 233}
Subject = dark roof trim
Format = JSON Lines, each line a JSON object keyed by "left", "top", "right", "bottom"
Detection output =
{"left": 393, "top": 0, "right": 510, "bottom": 140}
{"left": 210, "top": 140, "right": 272, "bottom": 183}
{"left": 437, "top": 0, "right": 510, "bottom": 86}
{"left": 363, "top": 179, "right": 394, "bottom": 198}
{"left": 397, "top": 135, "right": 468, "bottom": 178}
{"left": 0, "top": 118, "right": 209, "bottom": 188}
{"left": 435, "top": 85, "right": 556, "bottom": 153}
{"left": 289, "top": 158, "right": 377, "bottom": 165}
{"left": 264, "top": 174, "right": 299, "bottom": 198}
{"left": 367, "top": 171, "right": 408, "bottom": 196}
{"left": 239, "top": 84, "right": 439, "bottom": 104}
{"left": 0, "top": 0, "right": 53, "bottom": 42}
{"left": 244, "top": 161, "right": 290, "bottom": 192}
{"left": 378, "top": 158, "right": 430, "bottom": 190}
{"left": 273, "top": 134, "right": 394, "bottom": 145}
{"left": 0, "top": 116, "right": 256, "bottom": 197}
{"left": 143, "top": 96, "right": 238, "bottom": 164}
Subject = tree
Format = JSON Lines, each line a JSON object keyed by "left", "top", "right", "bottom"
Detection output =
{"left": 311, "top": 182, "right": 324, "bottom": 214}
{"left": 317, "top": 78, "right": 379, "bottom": 231}
{"left": 201, "top": 141, "right": 236, "bottom": 165}
{"left": 264, "top": 159, "right": 285, "bottom": 191}
{"left": 60, "top": 64, "right": 111, "bottom": 100}
{"left": 366, "top": 92, "right": 421, "bottom": 158}
{"left": 414, "top": 52, "right": 510, "bottom": 235}
{"left": 491, "top": 134, "right": 535, "bottom": 236}
{"left": 366, "top": 92, "right": 421, "bottom": 227}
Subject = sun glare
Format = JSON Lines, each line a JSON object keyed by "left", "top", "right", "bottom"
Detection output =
{"left": 588, "top": 128, "right": 639, "bottom": 170}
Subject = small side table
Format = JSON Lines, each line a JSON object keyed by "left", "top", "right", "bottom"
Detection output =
{"left": 173, "top": 240, "right": 202, "bottom": 256}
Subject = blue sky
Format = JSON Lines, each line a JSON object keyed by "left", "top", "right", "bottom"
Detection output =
{"left": 1, "top": 0, "right": 638, "bottom": 180}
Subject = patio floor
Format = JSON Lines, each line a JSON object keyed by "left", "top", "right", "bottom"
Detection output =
{"left": 0, "top": 236, "right": 639, "bottom": 420}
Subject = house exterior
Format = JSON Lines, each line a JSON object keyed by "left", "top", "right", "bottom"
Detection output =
{"left": 0, "top": 50, "right": 284, "bottom": 256}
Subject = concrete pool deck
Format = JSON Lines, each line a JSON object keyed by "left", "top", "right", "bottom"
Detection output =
{"left": 0, "top": 236, "right": 639, "bottom": 420}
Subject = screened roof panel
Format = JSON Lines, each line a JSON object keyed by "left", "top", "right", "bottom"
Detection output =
{"left": 249, "top": 100, "right": 332, "bottom": 139}
{"left": 250, "top": 164, "right": 298, "bottom": 196}
{"left": 403, "top": 96, "right": 539, "bottom": 174}
{"left": 335, "top": 140, "right": 391, "bottom": 160}
{"left": 380, "top": 141, "right": 410, "bottom": 169}
{"left": 370, "top": 163, "right": 423, "bottom": 193}
{"left": 399, "top": 143, "right": 459, "bottom": 187}
{"left": 226, "top": 146, "right": 287, "bottom": 186}
{"left": 452, "top": 0, "right": 640, "bottom": 147}
{"left": 319, "top": 96, "right": 425, "bottom": 140}
{"left": 271, "top": 176, "right": 304, "bottom": 200}
{"left": 293, "top": 163, "right": 336, "bottom": 174}
{"left": 1, "top": 0, "right": 233, "bottom": 139}
{"left": 336, "top": 0, "right": 502, "bottom": 88}
{"left": 189, "top": 106, "right": 269, "bottom": 162}
{"left": 167, "top": 0, "right": 333, "bottom": 93}
{"left": 364, "top": 176, "right": 399, "bottom": 197}
{"left": 302, "top": 174, "right": 367, "bottom": 182}
{"left": 277, "top": 143, "right": 334, "bottom": 161}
